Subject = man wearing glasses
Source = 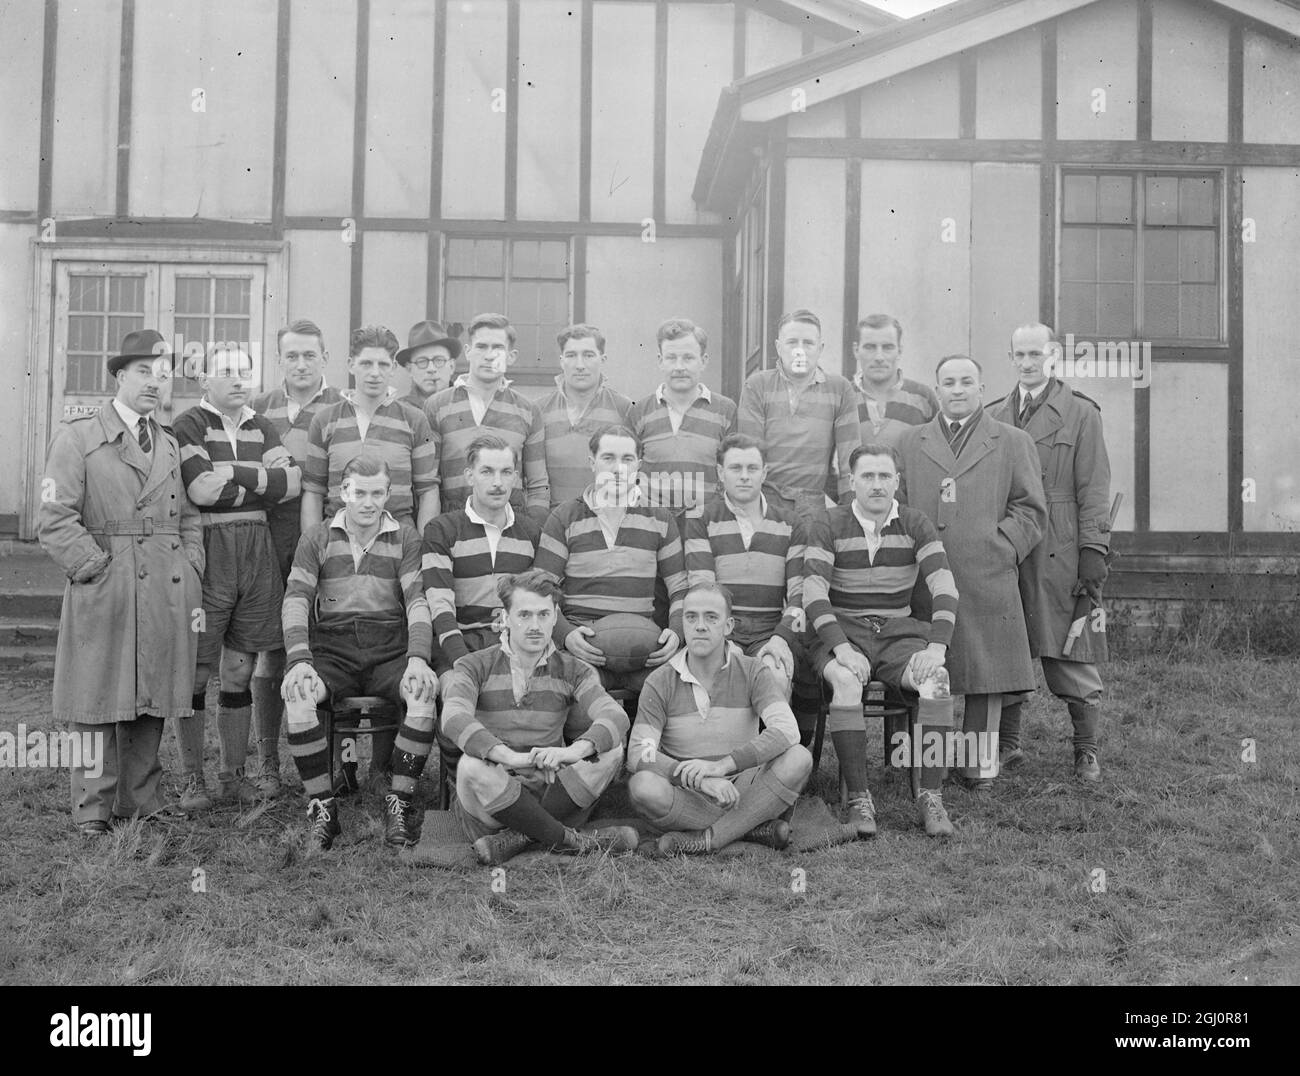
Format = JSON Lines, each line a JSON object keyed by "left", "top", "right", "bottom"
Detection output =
{"left": 396, "top": 320, "right": 461, "bottom": 408}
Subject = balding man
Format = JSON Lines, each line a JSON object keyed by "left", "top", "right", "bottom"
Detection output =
{"left": 988, "top": 324, "right": 1112, "bottom": 781}
{"left": 896, "top": 356, "right": 1047, "bottom": 793}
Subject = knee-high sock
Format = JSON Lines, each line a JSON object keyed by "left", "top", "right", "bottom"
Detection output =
{"left": 915, "top": 695, "right": 953, "bottom": 792}
{"left": 217, "top": 690, "right": 252, "bottom": 775}
{"left": 791, "top": 678, "right": 822, "bottom": 735}
{"left": 539, "top": 779, "right": 587, "bottom": 827}
{"left": 370, "top": 724, "right": 397, "bottom": 775}
{"left": 285, "top": 699, "right": 332, "bottom": 799}
{"left": 647, "top": 788, "right": 709, "bottom": 834}
{"left": 961, "top": 694, "right": 1001, "bottom": 779}
{"left": 483, "top": 781, "right": 567, "bottom": 848}
{"left": 1067, "top": 702, "right": 1101, "bottom": 753}
{"left": 251, "top": 675, "right": 283, "bottom": 767}
{"left": 1000, "top": 700, "right": 1023, "bottom": 751}
{"left": 389, "top": 704, "right": 437, "bottom": 797}
{"left": 828, "top": 703, "right": 868, "bottom": 798}
{"left": 708, "top": 768, "right": 801, "bottom": 849}
{"left": 178, "top": 694, "right": 207, "bottom": 777}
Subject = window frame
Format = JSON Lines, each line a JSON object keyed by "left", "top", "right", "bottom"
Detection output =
{"left": 1056, "top": 166, "right": 1228, "bottom": 351}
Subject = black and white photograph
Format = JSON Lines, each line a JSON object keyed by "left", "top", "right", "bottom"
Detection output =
{"left": 0, "top": 0, "right": 1296, "bottom": 1013}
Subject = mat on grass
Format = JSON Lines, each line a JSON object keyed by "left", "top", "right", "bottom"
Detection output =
{"left": 398, "top": 794, "right": 853, "bottom": 869}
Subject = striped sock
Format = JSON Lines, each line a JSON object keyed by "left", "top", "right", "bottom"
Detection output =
{"left": 389, "top": 705, "right": 436, "bottom": 797}
{"left": 285, "top": 701, "right": 331, "bottom": 799}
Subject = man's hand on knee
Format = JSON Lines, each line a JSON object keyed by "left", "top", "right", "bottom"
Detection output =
{"left": 906, "top": 643, "right": 948, "bottom": 693}
{"left": 832, "top": 644, "right": 873, "bottom": 686}
{"left": 282, "top": 663, "right": 322, "bottom": 704}
{"left": 401, "top": 656, "right": 438, "bottom": 705}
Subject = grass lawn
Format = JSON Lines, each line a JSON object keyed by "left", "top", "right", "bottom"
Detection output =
{"left": 1, "top": 654, "right": 1296, "bottom": 985}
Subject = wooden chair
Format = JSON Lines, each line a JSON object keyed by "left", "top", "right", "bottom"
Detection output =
{"left": 324, "top": 695, "right": 401, "bottom": 796}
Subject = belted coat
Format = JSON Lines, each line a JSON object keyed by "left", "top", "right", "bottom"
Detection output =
{"left": 38, "top": 405, "right": 205, "bottom": 723}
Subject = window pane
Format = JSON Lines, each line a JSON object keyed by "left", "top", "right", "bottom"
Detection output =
{"left": 1144, "top": 283, "right": 1179, "bottom": 336}
{"left": 1098, "top": 175, "right": 1133, "bottom": 224}
{"left": 214, "top": 277, "right": 251, "bottom": 316}
{"left": 472, "top": 240, "right": 504, "bottom": 278}
{"left": 1180, "top": 283, "right": 1218, "bottom": 338}
{"left": 1060, "top": 228, "right": 1097, "bottom": 281}
{"left": 68, "top": 355, "right": 103, "bottom": 394}
{"left": 1145, "top": 177, "right": 1178, "bottom": 224}
{"left": 1179, "top": 176, "right": 1215, "bottom": 225}
{"left": 1062, "top": 174, "right": 1097, "bottom": 222}
{"left": 1059, "top": 282, "right": 1097, "bottom": 335}
{"left": 68, "top": 315, "right": 103, "bottom": 354}
{"left": 538, "top": 240, "right": 568, "bottom": 278}
{"left": 109, "top": 275, "right": 145, "bottom": 313}
{"left": 513, "top": 240, "right": 540, "bottom": 278}
{"left": 70, "top": 275, "right": 105, "bottom": 313}
{"left": 107, "top": 315, "right": 144, "bottom": 354}
{"left": 175, "top": 316, "right": 210, "bottom": 355}
{"left": 1098, "top": 230, "right": 1134, "bottom": 282}
{"left": 1096, "top": 283, "right": 1134, "bottom": 336}
{"left": 214, "top": 317, "right": 251, "bottom": 346}
{"left": 175, "top": 277, "right": 211, "bottom": 314}
{"left": 1179, "top": 230, "right": 1216, "bottom": 283}
{"left": 1144, "top": 230, "right": 1179, "bottom": 282}
{"left": 538, "top": 281, "right": 568, "bottom": 323}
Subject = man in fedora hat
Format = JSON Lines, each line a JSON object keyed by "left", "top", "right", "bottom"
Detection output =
{"left": 396, "top": 320, "right": 461, "bottom": 408}
{"left": 38, "top": 329, "right": 206, "bottom": 837}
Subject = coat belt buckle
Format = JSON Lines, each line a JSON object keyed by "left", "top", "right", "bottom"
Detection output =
{"left": 142, "top": 518, "right": 154, "bottom": 537}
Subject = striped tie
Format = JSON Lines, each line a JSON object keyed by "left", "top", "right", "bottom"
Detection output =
{"left": 138, "top": 419, "right": 152, "bottom": 455}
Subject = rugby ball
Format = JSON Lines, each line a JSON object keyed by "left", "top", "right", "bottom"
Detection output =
{"left": 590, "top": 613, "right": 662, "bottom": 673}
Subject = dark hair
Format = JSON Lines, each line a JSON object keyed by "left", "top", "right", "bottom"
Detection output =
{"left": 201, "top": 342, "right": 254, "bottom": 378}
{"left": 716, "top": 432, "right": 766, "bottom": 466}
{"left": 935, "top": 353, "right": 982, "bottom": 379}
{"left": 656, "top": 317, "right": 707, "bottom": 353}
{"left": 856, "top": 314, "right": 902, "bottom": 347}
{"left": 776, "top": 308, "right": 822, "bottom": 336}
{"left": 684, "top": 580, "right": 733, "bottom": 616}
{"left": 277, "top": 318, "right": 326, "bottom": 354}
{"left": 849, "top": 444, "right": 900, "bottom": 474}
{"left": 466, "top": 433, "right": 519, "bottom": 470}
{"left": 341, "top": 454, "right": 392, "bottom": 487}
{"left": 497, "top": 569, "right": 561, "bottom": 611}
{"left": 349, "top": 325, "right": 399, "bottom": 359}
{"left": 588, "top": 424, "right": 641, "bottom": 458}
{"left": 468, "top": 312, "right": 517, "bottom": 349}
{"left": 557, "top": 323, "right": 606, "bottom": 355}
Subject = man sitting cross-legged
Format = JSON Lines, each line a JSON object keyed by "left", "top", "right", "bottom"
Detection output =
{"left": 437, "top": 570, "right": 639, "bottom": 866}
{"left": 804, "top": 444, "right": 959, "bottom": 838}
{"left": 627, "top": 583, "right": 813, "bottom": 856}
{"left": 280, "top": 455, "right": 439, "bottom": 850}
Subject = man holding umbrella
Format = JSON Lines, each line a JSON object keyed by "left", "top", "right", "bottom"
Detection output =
{"left": 988, "top": 323, "right": 1113, "bottom": 781}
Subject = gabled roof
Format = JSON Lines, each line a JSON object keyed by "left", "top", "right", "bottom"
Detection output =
{"left": 694, "top": 0, "right": 1300, "bottom": 211}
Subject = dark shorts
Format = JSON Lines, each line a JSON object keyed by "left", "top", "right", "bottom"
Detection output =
{"left": 197, "top": 521, "right": 285, "bottom": 666}
{"left": 808, "top": 615, "right": 931, "bottom": 690}
{"left": 310, "top": 618, "right": 409, "bottom": 707}
{"left": 267, "top": 508, "right": 300, "bottom": 584}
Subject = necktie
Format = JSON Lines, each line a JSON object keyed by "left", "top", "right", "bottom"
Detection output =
{"left": 950, "top": 420, "right": 961, "bottom": 438}
{"left": 138, "top": 419, "right": 152, "bottom": 455}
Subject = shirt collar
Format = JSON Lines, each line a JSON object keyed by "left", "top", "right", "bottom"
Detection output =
{"left": 200, "top": 397, "right": 256, "bottom": 426}
{"left": 329, "top": 508, "right": 401, "bottom": 537}
{"left": 723, "top": 490, "right": 768, "bottom": 519}
{"left": 466, "top": 500, "right": 515, "bottom": 531}
{"left": 340, "top": 386, "right": 398, "bottom": 408}
{"left": 655, "top": 381, "right": 711, "bottom": 406}
{"left": 454, "top": 374, "right": 514, "bottom": 393}
{"left": 111, "top": 398, "right": 146, "bottom": 431}
{"left": 852, "top": 369, "right": 902, "bottom": 397}
{"left": 778, "top": 363, "right": 826, "bottom": 388}
{"left": 669, "top": 640, "right": 739, "bottom": 682}
{"left": 583, "top": 482, "right": 644, "bottom": 511}
{"left": 500, "top": 631, "right": 557, "bottom": 669}
{"left": 851, "top": 497, "right": 900, "bottom": 537}
{"left": 282, "top": 377, "right": 329, "bottom": 403}
{"left": 1020, "top": 380, "right": 1050, "bottom": 403}
{"left": 553, "top": 372, "right": 608, "bottom": 398}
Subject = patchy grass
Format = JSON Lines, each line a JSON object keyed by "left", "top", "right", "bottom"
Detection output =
{"left": 1, "top": 654, "right": 1296, "bottom": 985}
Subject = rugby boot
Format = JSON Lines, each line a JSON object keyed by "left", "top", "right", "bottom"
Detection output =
{"left": 383, "top": 793, "right": 416, "bottom": 848}
{"left": 1074, "top": 749, "right": 1101, "bottom": 782}
{"left": 915, "top": 790, "right": 954, "bottom": 837}
{"left": 473, "top": 828, "right": 532, "bottom": 866}
{"left": 844, "top": 791, "right": 878, "bottom": 837}
{"left": 306, "top": 797, "right": 341, "bottom": 850}
{"left": 565, "top": 825, "right": 640, "bottom": 856}
{"left": 656, "top": 829, "right": 713, "bottom": 856}
{"left": 743, "top": 819, "right": 793, "bottom": 850}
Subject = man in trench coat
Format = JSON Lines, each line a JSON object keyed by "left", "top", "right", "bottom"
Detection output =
{"left": 896, "top": 355, "right": 1047, "bottom": 790}
{"left": 38, "top": 329, "right": 205, "bottom": 837}
{"left": 988, "top": 324, "right": 1112, "bottom": 781}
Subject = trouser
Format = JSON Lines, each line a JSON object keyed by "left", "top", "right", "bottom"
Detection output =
{"left": 1001, "top": 658, "right": 1103, "bottom": 753}
{"left": 70, "top": 717, "right": 165, "bottom": 824}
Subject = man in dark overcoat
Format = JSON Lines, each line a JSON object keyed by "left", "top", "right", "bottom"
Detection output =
{"left": 39, "top": 329, "right": 205, "bottom": 837}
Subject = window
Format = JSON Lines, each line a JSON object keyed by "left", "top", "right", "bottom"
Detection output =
{"left": 168, "top": 273, "right": 256, "bottom": 395}
{"left": 443, "top": 237, "right": 571, "bottom": 379}
{"left": 1059, "top": 169, "right": 1222, "bottom": 342}
{"left": 65, "top": 273, "right": 148, "bottom": 394}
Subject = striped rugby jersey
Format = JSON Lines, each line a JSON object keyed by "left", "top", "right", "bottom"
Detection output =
{"left": 628, "top": 643, "right": 799, "bottom": 775}
{"left": 440, "top": 642, "right": 630, "bottom": 760}
{"left": 534, "top": 494, "right": 688, "bottom": 642}
{"left": 282, "top": 510, "right": 433, "bottom": 669}
{"left": 302, "top": 390, "right": 438, "bottom": 525}
{"left": 174, "top": 400, "right": 302, "bottom": 526}
{"left": 421, "top": 506, "right": 542, "bottom": 673}
{"left": 803, "top": 500, "right": 958, "bottom": 651}
{"left": 738, "top": 366, "right": 860, "bottom": 502}
{"left": 853, "top": 372, "right": 940, "bottom": 448}
{"left": 252, "top": 381, "right": 342, "bottom": 536}
{"left": 683, "top": 496, "right": 804, "bottom": 647}
{"left": 627, "top": 384, "right": 737, "bottom": 512}
{"left": 535, "top": 375, "right": 634, "bottom": 507}
{"left": 425, "top": 378, "right": 549, "bottom": 521}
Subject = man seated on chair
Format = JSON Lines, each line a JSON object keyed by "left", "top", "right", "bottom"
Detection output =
{"left": 436, "top": 570, "right": 639, "bottom": 866}
{"left": 803, "top": 444, "right": 959, "bottom": 839}
{"left": 420, "top": 433, "right": 543, "bottom": 701}
{"left": 683, "top": 432, "right": 822, "bottom": 742}
{"left": 627, "top": 582, "right": 812, "bottom": 855}
{"left": 534, "top": 425, "right": 687, "bottom": 693}
{"left": 280, "top": 454, "right": 439, "bottom": 851}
